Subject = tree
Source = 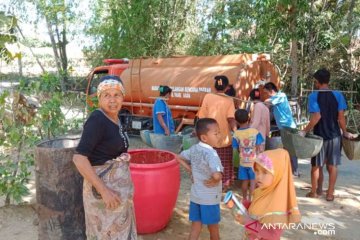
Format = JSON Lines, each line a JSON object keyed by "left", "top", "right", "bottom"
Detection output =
{"left": 73, "top": 0, "right": 360, "bottom": 99}
{"left": 0, "top": 11, "right": 18, "bottom": 62}
{"left": 28, "top": 0, "right": 77, "bottom": 90}
{"left": 85, "top": 0, "right": 198, "bottom": 65}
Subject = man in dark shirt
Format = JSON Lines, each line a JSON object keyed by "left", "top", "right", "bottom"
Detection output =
{"left": 302, "top": 68, "right": 354, "bottom": 201}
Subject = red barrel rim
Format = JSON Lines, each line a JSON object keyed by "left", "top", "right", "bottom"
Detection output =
{"left": 129, "top": 149, "right": 179, "bottom": 169}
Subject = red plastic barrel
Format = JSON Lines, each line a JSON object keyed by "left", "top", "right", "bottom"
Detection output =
{"left": 129, "top": 149, "right": 180, "bottom": 234}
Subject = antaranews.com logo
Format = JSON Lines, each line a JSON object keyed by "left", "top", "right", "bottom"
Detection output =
{"left": 246, "top": 222, "right": 336, "bottom": 236}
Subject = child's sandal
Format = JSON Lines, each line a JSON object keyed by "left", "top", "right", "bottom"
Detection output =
{"left": 326, "top": 194, "right": 335, "bottom": 201}
{"left": 305, "top": 192, "right": 318, "bottom": 198}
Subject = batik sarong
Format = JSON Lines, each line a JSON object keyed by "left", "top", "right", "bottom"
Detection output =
{"left": 83, "top": 154, "right": 137, "bottom": 240}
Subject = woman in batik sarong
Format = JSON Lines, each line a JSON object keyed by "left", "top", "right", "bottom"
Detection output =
{"left": 73, "top": 75, "right": 137, "bottom": 240}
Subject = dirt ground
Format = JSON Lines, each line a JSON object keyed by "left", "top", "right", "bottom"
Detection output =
{"left": 0, "top": 136, "right": 359, "bottom": 240}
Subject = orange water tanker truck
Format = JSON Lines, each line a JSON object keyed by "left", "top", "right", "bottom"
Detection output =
{"left": 86, "top": 54, "right": 280, "bottom": 133}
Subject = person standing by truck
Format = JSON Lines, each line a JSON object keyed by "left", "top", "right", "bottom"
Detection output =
{"left": 263, "top": 82, "right": 300, "bottom": 177}
{"left": 301, "top": 68, "right": 354, "bottom": 201}
{"left": 153, "top": 85, "right": 175, "bottom": 136}
{"left": 249, "top": 88, "right": 270, "bottom": 152}
{"left": 198, "top": 75, "right": 237, "bottom": 191}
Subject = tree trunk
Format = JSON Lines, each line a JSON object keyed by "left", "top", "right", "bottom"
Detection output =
{"left": 45, "top": 15, "right": 66, "bottom": 91}
{"left": 306, "top": 0, "right": 316, "bottom": 84}
{"left": 290, "top": 1, "right": 298, "bottom": 97}
{"left": 347, "top": 0, "right": 356, "bottom": 72}
{"left": 60, "top": 29, "right": 68, "bottom": 85}
{"left": 17, "top": 55, "right": 22, "bottom": 77}
{"left": 54, "top": 18, "right": 69, "bottom": 87}
{"left": 290, "top": 32, "right": 298, "bottom": 97}
{"left": 347, "top": 0, "right": 356, "bottom": 37}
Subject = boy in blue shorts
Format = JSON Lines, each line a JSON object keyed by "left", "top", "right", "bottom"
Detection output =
{"left": 232, "top": 109, "right": 264, "bottom": 201}
{"left": 177, "top": 118, "right": 224, "bottom": 240}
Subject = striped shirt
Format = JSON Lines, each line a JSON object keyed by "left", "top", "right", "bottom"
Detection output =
{"left": 180, "top": 142, "right": 224, "bottom": 205}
